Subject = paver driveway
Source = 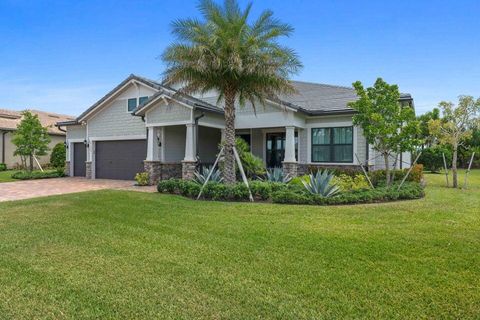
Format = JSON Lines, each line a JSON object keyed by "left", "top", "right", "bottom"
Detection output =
{"left": 0, "top": 177, "right": 155, "bottom": 202}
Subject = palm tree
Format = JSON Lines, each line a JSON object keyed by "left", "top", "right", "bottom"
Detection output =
{"left": 162, "top": 0, "right": 302, "bottom": 184}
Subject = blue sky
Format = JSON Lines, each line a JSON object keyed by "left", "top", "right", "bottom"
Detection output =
{"left": 1, "top": 0, "right": 478, "bottom": 116}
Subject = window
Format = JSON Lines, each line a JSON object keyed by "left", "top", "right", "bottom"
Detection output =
{"left": 127, "top": 98, "right": 137, "bottom": 112}
{"left": 127, "top": 96, "right": 149, "bottom": 112}
{"left": 311, "top": 126, "right": 353, "bottom": 163}
{"left": 139, "top": 96, "right": 148, "bottom": 105}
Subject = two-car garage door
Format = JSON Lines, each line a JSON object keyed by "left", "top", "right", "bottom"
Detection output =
{"left": 95, "top": 140, "right": 147, "bottom": 180}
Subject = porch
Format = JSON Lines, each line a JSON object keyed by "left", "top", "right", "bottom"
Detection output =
{"left": 143, "top": 124, "right": 303, "bottom": 183}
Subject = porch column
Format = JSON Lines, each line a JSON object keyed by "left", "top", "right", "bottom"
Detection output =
{"left": 146, "top": 127, "right": 155, "bottom": 161}
{"left": 284, "top": 126, "right": 296, "bottom": 162}
{"left": 182, "top": 123, "right": 197, "bottom": 180}
{"left": 283, "top": 126, "right": 298, "bottom": 178}
{"left": 184, "top": 124, "right": 196, "bottom": 162}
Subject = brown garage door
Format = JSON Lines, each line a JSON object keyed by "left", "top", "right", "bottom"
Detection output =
{"left": 95, "top": 140, "right": 147, "bottom": 180}
{"left": 73, "top": 143, "right": 86, "bottom": 177}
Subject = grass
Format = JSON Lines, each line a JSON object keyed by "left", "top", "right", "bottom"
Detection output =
{"left": 0, "top": 171, "right": 479, "bottom": 319}
{"left": 0, "top": 170, "right": 16, "bottom": 182}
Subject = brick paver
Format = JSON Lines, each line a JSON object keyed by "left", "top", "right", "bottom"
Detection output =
{"left": 0, "top": 177, "right": 156, "bottom": 202}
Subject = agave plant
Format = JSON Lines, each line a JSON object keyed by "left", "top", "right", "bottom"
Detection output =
{"left": 302, "top": 169, "right": 340, "bottom": 197}
{"left": 263, "top": 167, "right": 292, "bottom": 183}
{"left": 194, "top": 166, "right": 223, "bottom": 184}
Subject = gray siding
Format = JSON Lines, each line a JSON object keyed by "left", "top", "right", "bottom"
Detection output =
{"left": 66, "top": 125, "right": 86, "bottom": 140}
{"left": 298, "top": 128, "right": 308, "bottom": 163}
{"left": 198, "top": 126, "right": 221, "bottom": 163}
{"left": 251, "top": 128, "right": 263, "bottom": 160}
{"left": 356, "top": 127, "right": 367, "bottom": 164}
{"left": 163, "top": 125, "right": 185, "bottom": 162}
{"left": 146, "top": 101, "right": 191, "bottom": 125}
{"left": 88, "top": 99, "right": 146, "bottom": 138}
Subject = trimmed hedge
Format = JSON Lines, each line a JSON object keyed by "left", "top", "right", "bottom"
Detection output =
{"left": 11, "top": 169, "right": 65, "bottom": 180}
{"left": 271, "top": 182, "right": 424, "bottom": 205}
{"left": 158, "top": 179, "right": 424, "bottom": 205}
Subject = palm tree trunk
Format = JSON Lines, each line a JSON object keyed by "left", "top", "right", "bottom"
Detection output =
{"left": 452, "top": 144, "right": 458, "bottom": 188}
{"left": 223, "top": 89, "right": 237, "bottom": 184}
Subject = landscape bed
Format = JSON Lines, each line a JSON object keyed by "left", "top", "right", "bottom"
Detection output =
{"left": 157, "top": 179, "right": 425, "bottom": 205}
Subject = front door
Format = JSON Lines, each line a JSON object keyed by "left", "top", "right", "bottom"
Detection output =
{"left": 266, "top": 133, "right": 285, "bottom": 168}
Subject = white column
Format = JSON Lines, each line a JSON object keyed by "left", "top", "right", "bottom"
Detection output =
{"left": 184, "top": 123, "right": 196, "bottom": 161}
{"left": 146, "top": 127, "right": 155, "bottom": 161}
{"left": 284, "top": 126, "right": 296, "bottom": 162}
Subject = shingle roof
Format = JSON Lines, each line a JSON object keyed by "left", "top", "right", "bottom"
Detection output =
{"left": 60, "top": 74, "right": 414, "bottom": 126}
{"left": 0, "top": 109, "right": 74, "bottom": 135}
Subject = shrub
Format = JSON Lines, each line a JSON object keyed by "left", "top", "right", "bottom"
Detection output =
{"left": 369, "top": 164, "right": 423, "bottom": 186}
{"left": 249, "top": 181, "right": 272, "bottom": 200}
{"left": 417, "top": 146, "right": 452, "bottom": 172}
{"left": 332, "top": 174, "right": 369, "bottom": 192}
{"left": 157, "top": 179, "right": 180, "bottom": 193}
{"left": 0, "top": 163, "right": 6, "bottom": 171}
{"left": 302, "top": 169, "right": 340, "bottom": 197}
{"left": 135, "top": 172, "right": 150, "bottom": 186}
{"left": 235, "top": 137, "right": 266, "bottom": 178}
{"left": 12, "top": 169, "right": 65, "bottom": 180}
{"left": 409, "top": 164, "right": 424, "bottom": 183}
{"left": 194, "top": 166, "right": 223, "bottom": 184}
{"left": 50, "top": 142, "right": 66, "bottom": 169}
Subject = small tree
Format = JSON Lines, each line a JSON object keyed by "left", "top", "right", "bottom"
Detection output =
{"left": 428, "top": 96, "right": 480, "bottom": 188}
{"left": 12, "top": 111, "right": 51, "bottom": 172}
{"left": 349, "top": 78, "right": 421, "bottom": 186}
{"left": 417, "top": 108, "right": 440, "bottom": 148}
{"left": 50, "top": 142, "right": 66, "bottom": 169}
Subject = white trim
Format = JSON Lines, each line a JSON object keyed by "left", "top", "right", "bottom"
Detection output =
{"left": 197, "top": 120, "right": 225, "bottom": 129}
{"left": 126, "top": 97, "right": 137, "bottom": 114}
{"left": 146, "top": 121, "right": 190, "bottom": 127}
{"left": 136, "top": 93, "right": 194, "bottom": 115}
{"left": 68, "top": 138, "right": 85, "bottom": 177}
{"left": 89, "top": 135, "right": 147, "bottom": 141}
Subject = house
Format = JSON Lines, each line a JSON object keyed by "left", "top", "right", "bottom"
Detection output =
{"left": 57, "top": 74, "right": 414, "bottom": 182}
{"left": 0, "top": 109, "right": 74, "bottom": 169}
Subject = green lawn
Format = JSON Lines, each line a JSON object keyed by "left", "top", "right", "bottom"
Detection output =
{"left": 0, "top": 170, "right": 16, "bottom": 182}
{"left": 0, "top": 171, "right": 479, "bottom": 319}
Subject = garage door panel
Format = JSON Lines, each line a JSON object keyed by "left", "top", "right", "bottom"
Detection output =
{"left": 95, "top": 140, "right": 146, "bottom": 180}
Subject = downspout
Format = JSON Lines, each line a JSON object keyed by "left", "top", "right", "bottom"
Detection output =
{"left": 194, "top": 112, "right": 205, "bottom": 160}
{"left": 1, "top": 130, "right": 7, "bottom": 164}
{"left": 55, "top": 124, "right": 67, "bottom": 133}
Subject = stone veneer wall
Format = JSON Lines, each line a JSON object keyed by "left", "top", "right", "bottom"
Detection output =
{"left": 181, "top": 161, "right": 197, "bottom": 180}
{"left": 85, "top": 161, "right": 92, "bottom": 179}
{"left": 282, "top": 162, "right": 298, "bottom": 178}
{"left": 65, "top": 161, "right": 70, "bottom": 176}
{"left": 144, "top": 161, "right": 182, "bottom": 185}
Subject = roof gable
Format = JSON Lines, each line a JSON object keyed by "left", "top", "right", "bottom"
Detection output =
{"left": 76, "top": 74, "right": 163, "bottom": 122}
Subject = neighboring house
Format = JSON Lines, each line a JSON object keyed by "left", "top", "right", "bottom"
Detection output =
{"left": 0, "top": 109, "right": 74, "bottom": 169}
{"left": 57, "top": 74, "right": 414, "bottom": 182}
